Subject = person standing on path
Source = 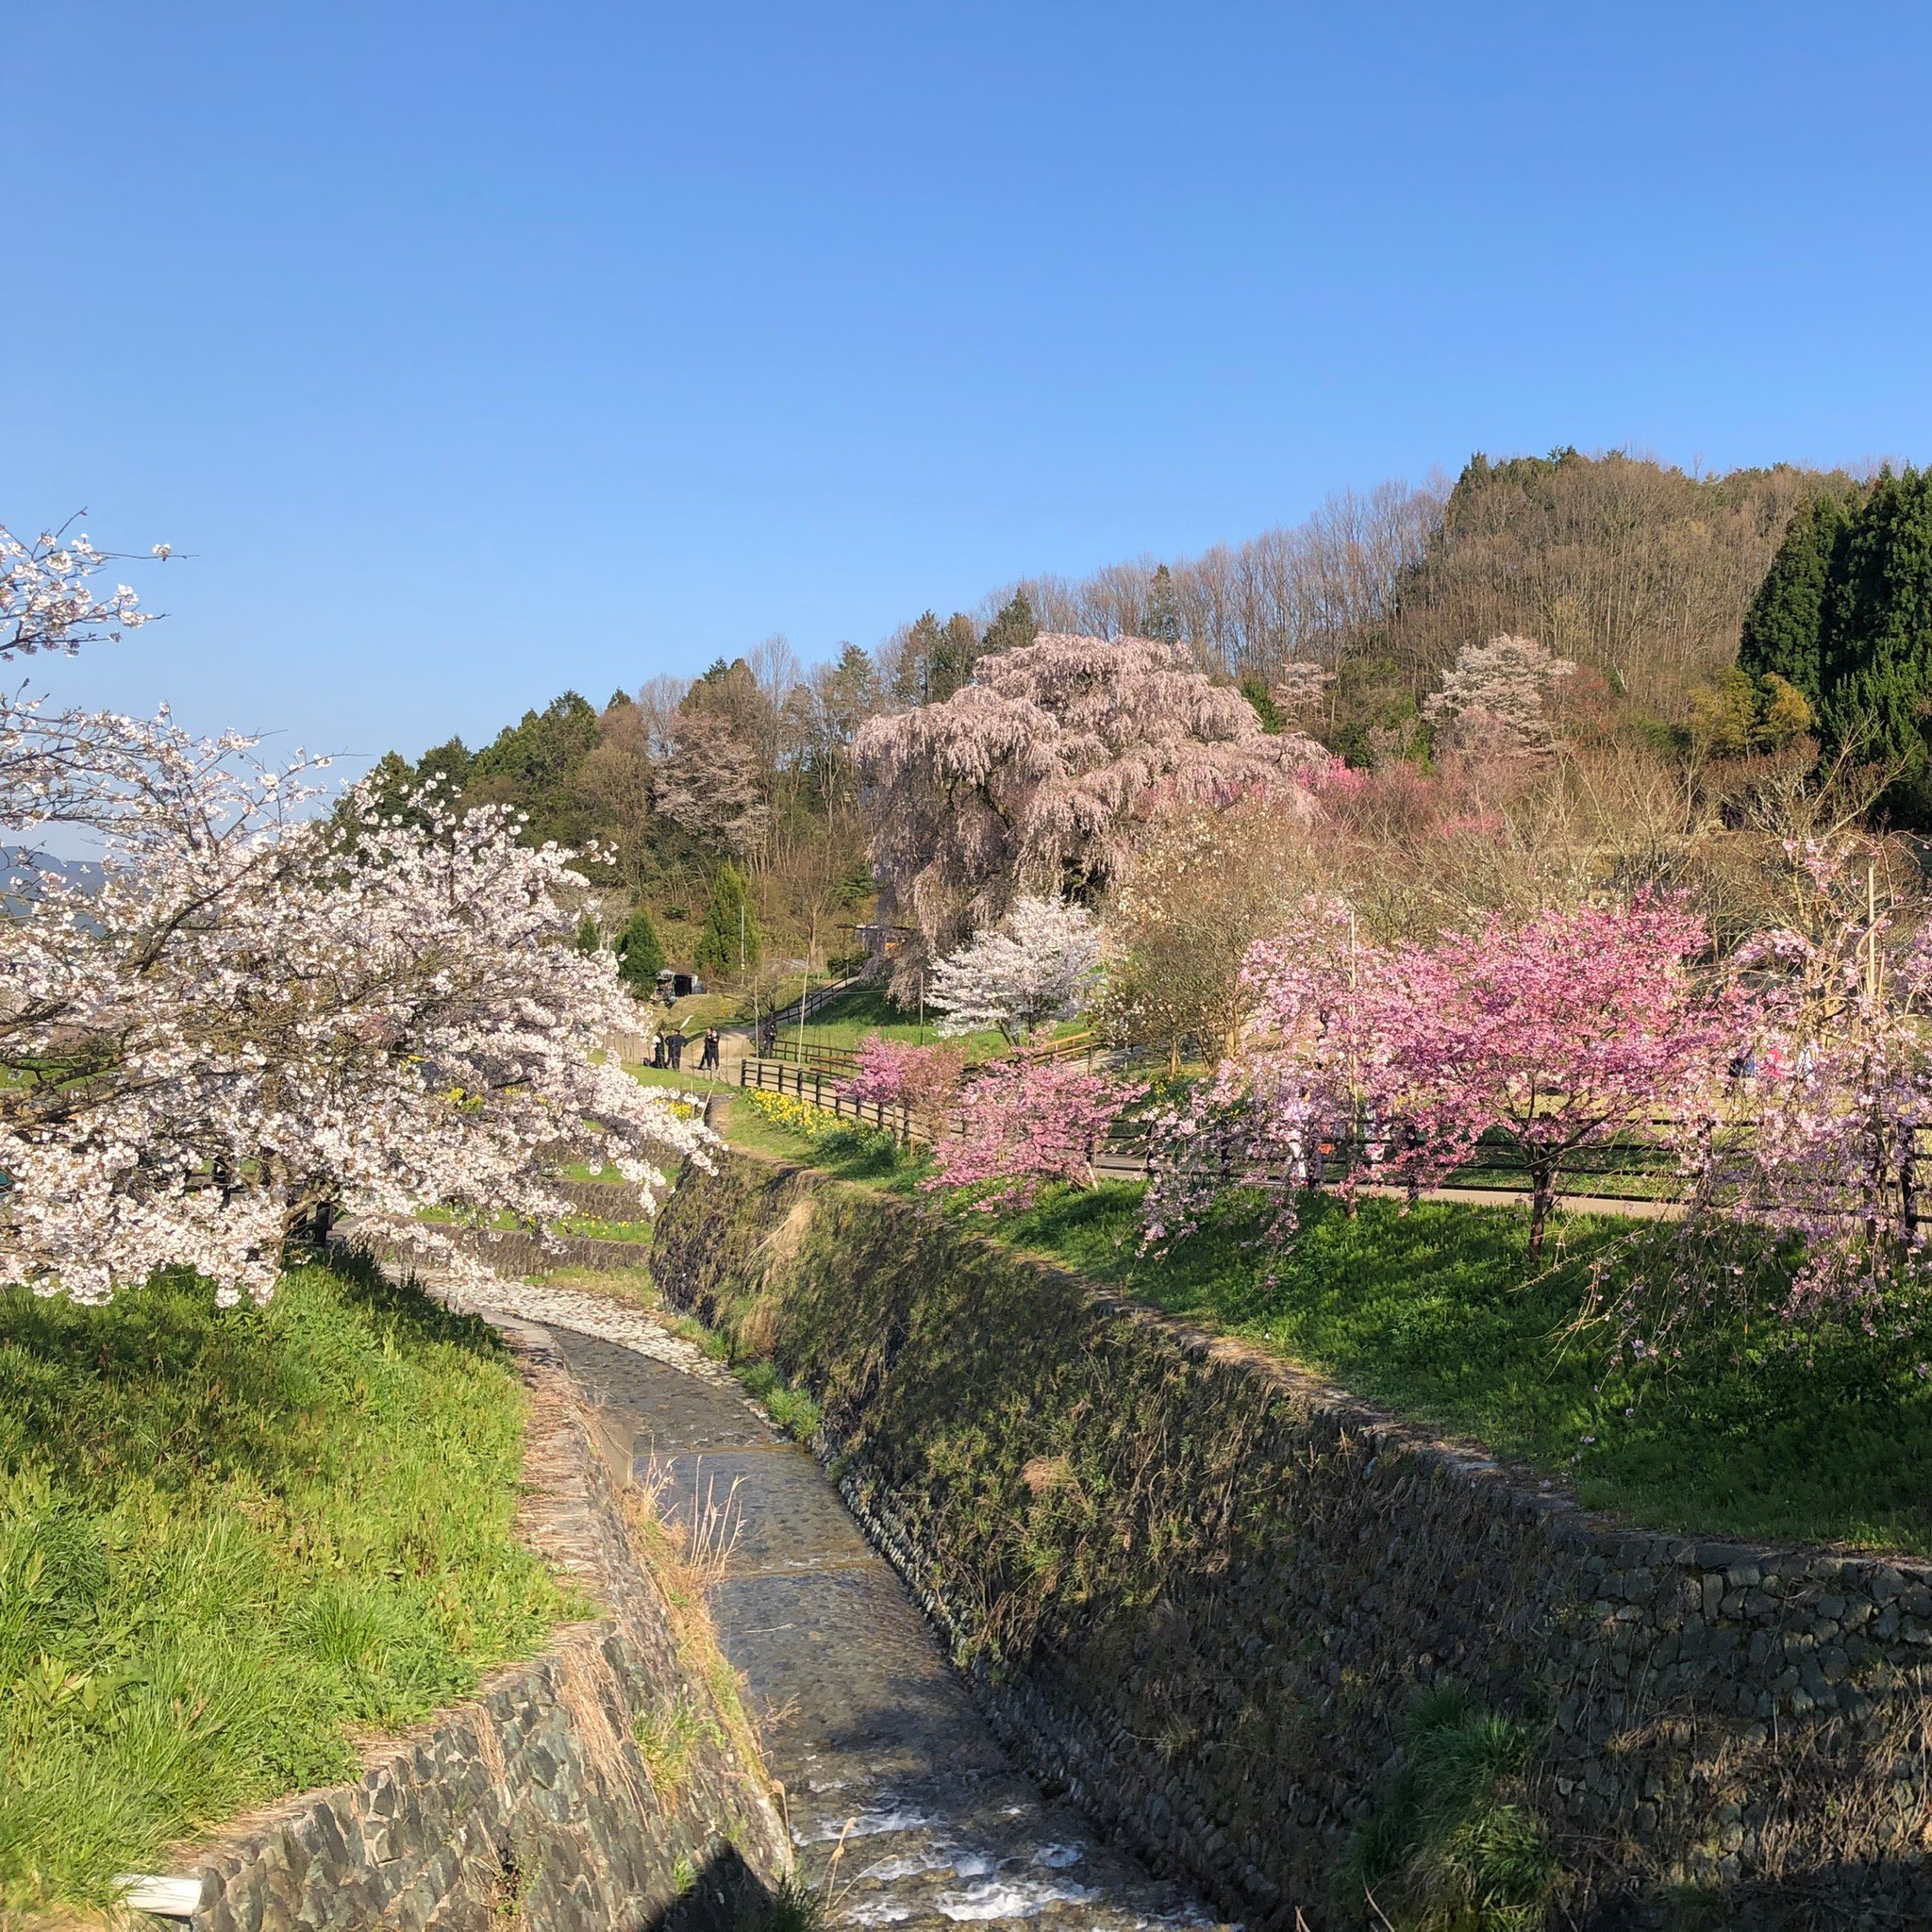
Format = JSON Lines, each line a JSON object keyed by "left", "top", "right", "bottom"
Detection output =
{"left": 666, "top": 1030, "right": 685, "bottom": 1071}
{"left": 700, "top": 1025, "right": 721, "bottom": 1071}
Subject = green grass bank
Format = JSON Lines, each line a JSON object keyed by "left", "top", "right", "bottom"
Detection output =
{"left": 0, "top": 1256, "right": 574, "bottom": 1914}
{"left": 722, "top": 1093, "right": 1932, "bottom": 1553}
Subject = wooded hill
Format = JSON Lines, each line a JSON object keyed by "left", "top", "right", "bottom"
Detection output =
{"left": 366, "top": 446, "right": 1931, "bottom": 974}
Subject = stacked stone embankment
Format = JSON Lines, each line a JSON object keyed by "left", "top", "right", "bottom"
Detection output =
{"left": 652, "top": 1150, "right": 1932, "bottom": 1930}
{"left": 172, "top": 1318, "right": 787, "bottom": 1932}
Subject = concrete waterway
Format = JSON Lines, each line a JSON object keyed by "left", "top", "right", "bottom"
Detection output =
{"left": 453, "top": 1280, "right": 1224, "bottom": 1932}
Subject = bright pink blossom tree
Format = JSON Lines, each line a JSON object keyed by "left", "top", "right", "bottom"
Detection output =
{"left": 841, "top": 1035, "right": 969, "bottom": 1141}
{"left": 1363, "top": 896, "right": 1734, "bottom": 1256}
{"left": 1146, "top": 895, "right": 1735, "bottom": 1261}
{"left": 928, "top": 1060, "right": 1141, "bottom": 1212}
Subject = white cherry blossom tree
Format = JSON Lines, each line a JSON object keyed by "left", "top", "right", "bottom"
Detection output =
{"left": 927, "top": 895, "right": 1101, "bottom": 1044}
{"left": 0, "top": 520, "right": 713, "bottom": 1307}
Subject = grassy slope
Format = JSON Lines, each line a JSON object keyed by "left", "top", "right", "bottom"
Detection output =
{"left": 0, "top": 1257, "right": 575, "bottom": 1912}
{"left": 720, "top": 1099, "right": 1932, "bottom": 1555}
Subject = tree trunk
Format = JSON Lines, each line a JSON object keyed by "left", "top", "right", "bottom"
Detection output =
{"left": 1527, "top": 1166, "right": 1555, "bottom": 1260}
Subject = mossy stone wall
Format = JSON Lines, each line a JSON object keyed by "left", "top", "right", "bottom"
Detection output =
{"left": 653, "top": 1151, "right": 1932, "bottom": 1930}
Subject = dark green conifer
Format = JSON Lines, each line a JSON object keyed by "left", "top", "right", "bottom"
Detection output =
{"left": 1739, "top": 490, "right": 1857, "bottom": 704}
{"left": 693, "top": 864, "right": 759, "bottom": 975}
{"left": 1817, "top": 471, "right": 1932, "bottom": 786}
{"left": 614, "top": 908, "right": 666, "bottom": 996}
{"left": 979, "top": 589, "right": 1038, "bottom": 659}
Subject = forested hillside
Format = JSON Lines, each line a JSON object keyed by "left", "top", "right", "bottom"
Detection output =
{"left": 368, "top": 446, "right": 1899, "bottom": 978}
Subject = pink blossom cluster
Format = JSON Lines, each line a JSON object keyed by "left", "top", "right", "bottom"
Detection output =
{"left": 856, "top": 632, "right": 1325, "bottom": 991}
{"left": 1146, "top": 894, "right": 1734, "bottom": 1259}
{"left": 841, "top": 1035, "right": 968, "bottom": 1117}
{"left": 927, "top": 1058, "right": 1141, "bottom": 1212}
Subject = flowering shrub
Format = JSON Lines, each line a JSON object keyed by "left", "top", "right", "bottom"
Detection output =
{"left": 1146, "top": 894, "right": 1735, "bottom": 1260}
{"left": 742, "top": 1089, "right": 845, "bottom": 1141}
{"left": 841, "top": 1036, "right": 969, "bottom": 1138}
{"left": 928, "top": 1060, "right": 1142, "bottom": 1212}
{"left": 1675, "top": 840, "right": 1932, "bottom": 1320}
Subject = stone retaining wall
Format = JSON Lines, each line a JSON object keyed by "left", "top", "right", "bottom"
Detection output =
{"left": 172, "top": 1319, "right": 788, "bottom": 1932}
{"left": 652, "top": 1151, "right": 1932, "bottom": 1931}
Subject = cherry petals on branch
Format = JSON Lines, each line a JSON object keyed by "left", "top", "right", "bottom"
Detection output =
{"left": 927, "top": 1059, "right": 1142, "bottom": 1212}
{"left": 2, "top": 519, "right": 168, "bottom": 659}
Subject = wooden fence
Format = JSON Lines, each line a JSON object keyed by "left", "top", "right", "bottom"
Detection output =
{"left": 737, "top": 1056, "right": 1710, "bottom": 1209}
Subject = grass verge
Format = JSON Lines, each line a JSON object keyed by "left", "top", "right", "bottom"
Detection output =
{"left": 724, "top": 1108, "right": 1932, "bottom": 1553}
{"left": 0, "top": 1255, "right": 577, "bottom": 1915}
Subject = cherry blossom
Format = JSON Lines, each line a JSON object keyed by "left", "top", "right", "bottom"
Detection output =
{"left": 927, "top": 1059, "right": 1141, "bottom": 1211}
{"left": 927, "top": 895, "right": 1101, "bottom": 1043}
{"left": 1422, "top": 633, "right": 1575, "bottom": 755}
{"left": 0, "top": 518, "right": 712, "bottom": 1306}
{"left": 857, "top": 632, "right": 1324, "bottom": 991}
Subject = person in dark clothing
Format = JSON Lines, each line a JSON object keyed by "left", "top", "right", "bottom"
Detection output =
{"left": 758, "top": 1017, "right": 777, "bottom": 1057}
{"left": 651, "top": 1034, "right": 666, "bottom": 1069}
{"left": 700, "top": 1026, "right": 721, "bottom": 1070}
{"left": 666, "top": 1031, "right": 685, "bottom": 1070}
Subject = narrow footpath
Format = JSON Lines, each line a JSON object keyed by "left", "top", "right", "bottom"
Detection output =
{"left": 447, "top": 1280, "right": 1224, "bottom": 1932}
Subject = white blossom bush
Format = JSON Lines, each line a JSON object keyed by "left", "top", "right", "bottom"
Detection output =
{"left": 927, "top": 895, "right": 1101, "bottom": 1044}
{"left": 1422, "top": 632, "right": 1575, "bottom": 755}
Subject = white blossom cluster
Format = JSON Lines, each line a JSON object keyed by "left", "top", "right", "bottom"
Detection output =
{"left": 1422, "top": 632, "right": 1575, "bottom": 754}
{"left": 2, "top": 522, "right": 166, "bottom": 659}
{"left": 928, "top": 895, "right": 1101, "bottom": 1043}
{"left": 0, "top": 521, "right": 712, "bottom": 1306}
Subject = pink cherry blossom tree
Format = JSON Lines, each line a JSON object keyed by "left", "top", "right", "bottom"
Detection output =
{"left": 841, "top": 1034, "right": 969, "bottom": 1141}
{"left": 856, "top": 632, "right": 1324, "bottom": 992}
{"left": 927, "top": 1059, "right": 1142, "bottom": 1212}
{"left": 1146, "top": 894, "right": 1734, "bottom": 1261}
{"left": 1362, "top": 896, "right": 1734, "bottom": 1256}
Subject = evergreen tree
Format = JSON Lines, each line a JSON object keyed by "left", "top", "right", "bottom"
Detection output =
{"left": 1817, "top": 470, "right": 1932, "bottom": 790}
{"left": 1739, "top": 489, "right": 1857, "bottom": 704}
{"left": 979, "top": 589, "right": 1038, "bottom": 660}
{"left": 614, "top": 908, "right": 665, "bottom": 997}
{"left": 892, "top": 611, "right": 944, "bottom": 706}
{"left": 694, "top": 863, "right": 759, "bottom": 975}
{"left": 1143, "top": 564, "right": 1183, "bottom": 645}
{"left": 574, "top": 911, "right": 602, "bottom": 956}
{"left": 926, "top": 613, "right": 980, "bottom": 703}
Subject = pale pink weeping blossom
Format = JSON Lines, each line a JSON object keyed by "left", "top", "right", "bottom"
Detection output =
{"left": 856, "top": 633, "right": 1324, "bottom": 991}
{"left": 1675, "top": 840, "right": 1932, "bottom": 1322}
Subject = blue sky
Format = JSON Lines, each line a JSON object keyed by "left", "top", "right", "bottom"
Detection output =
{"left": 8, "top": 2, "right": 1930, "bottom": 774}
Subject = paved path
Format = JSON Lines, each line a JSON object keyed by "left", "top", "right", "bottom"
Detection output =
{"left": 443, "top": 1279, "right": 1223, "bottom": 1931}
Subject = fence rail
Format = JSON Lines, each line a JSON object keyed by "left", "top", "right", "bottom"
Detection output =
{"left": 737, "top": 1057, "right": 1726, "bottom": 1212}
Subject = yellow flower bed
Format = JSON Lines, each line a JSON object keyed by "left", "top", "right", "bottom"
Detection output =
{"left": 743, "top": 1087, "right": 843, "bottom": 1141}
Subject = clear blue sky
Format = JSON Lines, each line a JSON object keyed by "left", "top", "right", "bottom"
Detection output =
{"left": 8, "top": 2, "right": 1929, "bottom": 774}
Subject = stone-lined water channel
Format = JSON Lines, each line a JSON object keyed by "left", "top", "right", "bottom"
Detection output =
{"left": 451, "top": 1281, "right": 1224, "bottom": 1932}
